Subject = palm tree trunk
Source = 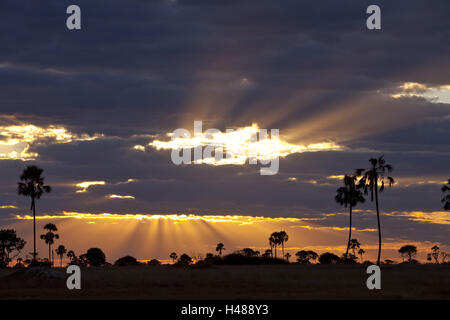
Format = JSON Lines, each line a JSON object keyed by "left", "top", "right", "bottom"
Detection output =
{"left": 32, "top": 198, "right": 36, "bottom": 261}
{"left": 375, "top": 181, "right": 381, "bottom": 265}
{"left": 345, "top": 205, "right": 353, "bottom": 262}
{"left": 282, "top": 242, "right": 285, "bottom": 260}
{"left": 49, "top": 244, "right": 51, "bottom": 263}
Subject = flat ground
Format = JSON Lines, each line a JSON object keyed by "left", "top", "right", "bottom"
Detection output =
{"left": 0, "top": 264, "right": 449, "bottom": 299}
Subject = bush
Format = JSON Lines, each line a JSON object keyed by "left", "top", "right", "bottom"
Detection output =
{"left": 79, "top": 248, "right": 106, "bottom": 266}
{"left": 114, "top": 255, "right": 140, "bottom": 266}
{"left": 148, "top": 259, "right": 161, "bottom": 266}
{"left": 318, "top": 252, "right": 340, "bottom": 264}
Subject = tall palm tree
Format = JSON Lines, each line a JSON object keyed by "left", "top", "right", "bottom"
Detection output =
{"left": 17, "top": 165, "right": 51, "bottom": 261}
{"left": 56, "top": 245, "right": 67, "bottom": 267}
{"left": 335, "top": 175, "right": 365, "bottom": 261}
{"left": 269, "top": 234, "right": 278, "bottom": 258}
{"left": 169, "top": 252, "right": 178, "bottom": 263}
{"left": 215, "top": 243, "right": 225, "bottom": 256}
{"left": 356, "top": 156, "right": 395, "bottom": 265}
{"left": 277, "top": 231, "right": 289, "bottom": 259}
{"left": 40, "top": 223, "right": 59, "bottom": 264}
{"left": 442, "top": 179, "right": 450, "bottom": 210}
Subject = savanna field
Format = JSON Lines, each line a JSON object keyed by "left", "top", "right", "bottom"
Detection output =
{"left": 1, "top": 264, "right": 449, "bottom": 300}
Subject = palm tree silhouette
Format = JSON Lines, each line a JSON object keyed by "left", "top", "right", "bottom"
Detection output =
{"left": 269, "top": 234, "right": 277, "bottom": 258}
{"left": 335, "top": 175, "right": 365, "bottom": 261}
{"left": 67, "top": 250, "right": 76, "bottom": 263}
{"left": 56, "top": 244, "right": 67, "bottom": 267}
{"left": 169, "top": 252, "right": 178, "bottom": 263}
{"left": 349, "top": 239, "right": 361, "bottom": 257}
{"left": 358, "top": 248, "right": 365, "bottom": 262}
{"left": 356, "top": 156, "right": 394, "bottom": 265}
{"left": 215, "top": 243, "right": 225, "bottom": 256}
{"left": 17, "top": 165, "right": 51, "bottom": 261}
{"left": 40, "top": 223, "right": 59, "bottom": 264}
{"left": 277, "top": 231, "right": 289, "bottom": 260}
{"left": 442, "top": 179, "right": 450, "bottom": 210}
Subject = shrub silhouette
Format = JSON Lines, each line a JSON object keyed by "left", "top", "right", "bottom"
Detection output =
{"left": 295, "top": 250, "right": 318, "bottom": 264}
{"left": 319, "top": 252, "right": 340, "bottom": 264}
{"left": 177, "top": 253, "right": 193, "bottom": 266}
{"left": 148, "top": 259, "right": 161, "bottom": 266}
{"left": 115, "top": 255, "right": 140, "bottom": 266}
{"left": 80, "top": 248, "right": 106, "bottom": 266}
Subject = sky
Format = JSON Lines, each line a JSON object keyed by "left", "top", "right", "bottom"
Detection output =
{"left": 0, "top": 0, "right": 449, "bottom": 263}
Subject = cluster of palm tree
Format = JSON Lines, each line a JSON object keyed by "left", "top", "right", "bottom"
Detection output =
{"left": 335, "top": 156, "right": 395, "bottom": 265}
{"left": 16, "top": 165, "right": 71, "bottom": 266}
{"left": 268, "top": 231, "right": 289, "bottom": 259}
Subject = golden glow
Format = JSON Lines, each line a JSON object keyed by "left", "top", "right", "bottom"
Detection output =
{"left": 0, "top": 205, "right": 18, "bottom": 209}
{"left": 327, "top": 175, "right": 345, "bottom": 180}
{"left": 147, "top": 123, "right": 343, "bottom": 165}
{"left": 75, "top": 181, "right": 106, "bottom": 193}
{"left": 0, "top": 123, "right": 102, "bottom": 160}
{"left": 133, "top": 145, "right": 146, "bottom": 151}
{"left": 15, "top": 211, "right": 319, "bottom": 225}
{"left": 287, "top": 177, "right": 297, "bottom": 181}
{"left": 9, "top": 211, "right": 447, "bottom": 263}
{"left": 107, "top": 194, "right": 135, "bottom": 200}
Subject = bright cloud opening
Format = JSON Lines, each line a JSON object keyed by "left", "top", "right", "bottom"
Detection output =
{"left": 0, "top": 122, "right": 103, "bottom": 160}
{"left": 75, "top": 181, "right": 106, "bottom": 193}
{"left": 145, "top": 124, "right": 343, "bottom": 166}
{"left": 391, "top": 82, "right": 450, "bottom": 104}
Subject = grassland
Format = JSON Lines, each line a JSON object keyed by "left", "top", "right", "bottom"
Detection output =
{"left": 0, "top": 264, "right": 449, "bottom": 299}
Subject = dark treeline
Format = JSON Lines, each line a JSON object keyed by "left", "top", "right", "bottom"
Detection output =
{"left": 1, "top": 160, "right": 450, "bottom": 269}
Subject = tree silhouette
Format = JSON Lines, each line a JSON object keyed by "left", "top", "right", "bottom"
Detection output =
{"left": 318, "top": 252, "right": 340, "bottom": 264}
{"left": 295, "top": 250, "right": 318, "bottom": 264}
{"left": 79, "top": 248, "right": 106, "bottom": 266}
{"left": 269, "top": 232, "right": 283, "bottom": 258}
{"left": 358, "top": 248, "right": 365, "bottom": 262}
{"left": 442, "top": 179, "right": 450, "bottom": 210}
{"left": 242, "top": 248, "right": 258, "bottom": 257}
{"left": 269, "top": 236, "right": 276, "bottom": 258}
{"left": 55, "top": 244, "right": 67, "bottom": 267}
{"left": 356, "top": 156, "right": 394, "bottom": 265}
{"left": 0, "top": 229, "right": 26, "bottom": 268}
{"left": 335, "top": 175, "right": 365, "bottom": 261}
{"left": 67, "top": 250, "right": 77, "bottom": 264}
{"left": 40, "top": 223, "right": 59, "bottom": 264}
{"left": 285, "top": 252, "right": 291, "bottom": 262}
{"left": 215, "top": 243, "right": 225, "bottom": 256}
{"left": 349, "top": 239, "right": 361, "bottom": 258}
{"left": 18, "top": 165, "right": 51, "bottom": 261}
{"left": 262, "top": 249, "right": 272, "bottom": 259}
{"left": 430, "top": 245, "right": 440, "bottom": 264}
{"left": 177, "top": 253, "right": 193, "bottom": 265}
{"left": 115, "top": 255, "right": 139, "bottom": 266}
{"left": 398, "top": 245, "right": 417, "bottom": 263}
{"left": 169, "top": 252, "right": 178, "bottom": 263}
{"left": 277, "top": 231, "right": 289, "bottom": 260}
